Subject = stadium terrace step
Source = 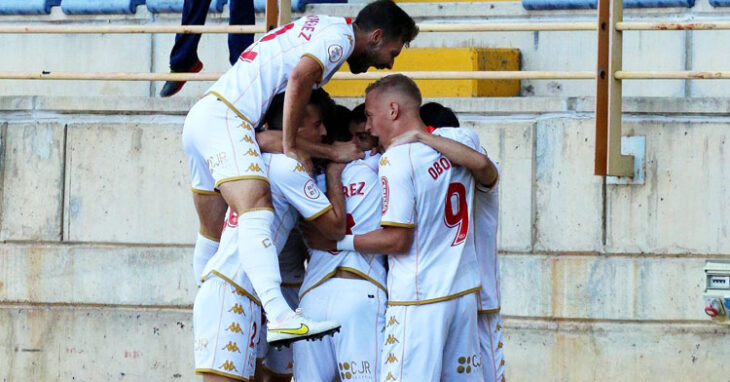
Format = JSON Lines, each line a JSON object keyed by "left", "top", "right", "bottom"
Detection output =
{"left": 324, "top": 48, "right": 521, "bottom": 98}
{"left": 146, "top": 0, "right": 228, "bottom": 13}
{"left": 60, "top": 0, "right": 146, "bottom": 15}
{"left": 0, "top": 0, "right": 61, "bottom": 15}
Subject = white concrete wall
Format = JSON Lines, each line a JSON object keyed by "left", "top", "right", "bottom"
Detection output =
{"left": 1, "top": 96, "right": 729, "bottom": 381}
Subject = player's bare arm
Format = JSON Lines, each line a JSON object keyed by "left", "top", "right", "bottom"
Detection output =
{"left": 256, "top": 130, "right": 363, "bottom": 163}
{"left": 282, "top": 55, "right": 323, "bottom": 159}
{"left": 305, "top": 224, "right": 413, "bottom": 254}
{"left": 308, "top": 161, "right": 348, "bottom": 240}
{"left": 391, "top": 129, "right": 498, "bottom": 188}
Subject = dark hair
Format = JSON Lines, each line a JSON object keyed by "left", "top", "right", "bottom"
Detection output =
{"left": 354, "top": 0, "right": 419, "bottom": 47}
{"left": 365, "top": 73, "right": 422, "bottom": 106}
{"left": 351, "top": 103, "right": 367, "bottom": 124}
{"left": 420, "top": 102, "right": 459, "bottom": 128}
{"left": 262, "top": 89, "right": 334, "bottom": 131}
{"left": 325, "top": 104, "right": 354, "bottom": 143}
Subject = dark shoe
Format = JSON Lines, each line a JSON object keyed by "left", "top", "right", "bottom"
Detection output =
{"left": 159, "top": 60, "right": 203, "bottom": 97}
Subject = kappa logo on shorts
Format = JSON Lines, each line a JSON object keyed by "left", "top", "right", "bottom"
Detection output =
{"left": 496, "top": 324, "right": 501, "bottom": 331}
{"left": 226, "top": 322, "right": 243, "bottom": 333}
{"left": 328, "top": 44, "right": 344, "bottom": 63}
{"left": 228, "top": 304, "right": 245, "bottom": 315}
{"left": 385, "top": 372, "right": 397, "bottom": 381}
{"left": 194, "top": 338, "right": 209, "bottom": 351}
{"left": 386, "top": 316, "right": 399, "bottom": 328}
{"left": 222, "top": 341, "right": 242, "bottom": 353}
{"left": 234, "top": 288, "right": 247, "bottom": 297}
{"left": 207, "top": 152, "right": 227, "bottom": 173}
{"left": 287, "top": 361, "right": 293, "bottom": 370}
{"left": 241, "top": 135, "right": 254, "bottom": 144}
{"left": 244, "top": 148, "right": 259, "bottom": 157}
{"left": 498, "top": 342, "right": 503, "bottom": 349}
{"left": 220, "top": 360, "right": 238, "bottom": 372}
{"left": 385, "top": 334, "right": 400, "bottom": 345}
{"left": 247, "top": 163, "right": 263, "bottom": 173}
{"left": 240, "top": 122, "right": 253, "bottom": 130}
{"left": 385, "top": 353, "right": 398, "bottom": 364}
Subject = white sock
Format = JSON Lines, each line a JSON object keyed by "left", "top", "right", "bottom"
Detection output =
{"left": 237, "top": 209, "right": 294, "bottom": 323}
{"left": 193, "top": 233, "right": 219, "bottom": 286}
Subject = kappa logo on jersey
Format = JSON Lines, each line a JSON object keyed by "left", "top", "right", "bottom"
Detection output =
{"left": 328, "top": 44, "right": 344, "bottom": 63}
{"left": 385, "top": 372, "right": 397, "bottom": 381}
{"left": 346, "top": 34, "right": 354, "bottom": 46}
{"left": 380, "top": 176, "right": 389, "bottom": 214}
{"left": 241, "top": 135, "right": 254, "bottom": 144}
{"left": 385, "top": 334, "right": 400, "bottom": 345}
{"left": 379, "top": 156, "right": 390, "bottom": 166}
{"left": 226, "top": 322, "right": 243, "bottom": 333}
{"left": 303, "top": 179, "right": 321, "bottom": 200}
{"left": 496, "top": 324, "right": 502, "bottom": 331}
{"left": 228, "top": 304, "right": 245, "bottom": 315}
{"left": 222, "top": 341, "right": 241, "bottom": 353}
{"left": 385, "top": 353, "right": 398, "bottom": 364}
{"left": 244, "top": 148, "right": 259, "bottom": 157}
{"left": 247, "top": 163, "right": 263, "bottom": 173}
{"left": 219, "top": 360, "right": 238, "bottom": 372}
{"left": 294, "top": 163, "right": 306, "bottom": 173}
{"left": 240, "top": 122, "right": 252, "bottom": 130}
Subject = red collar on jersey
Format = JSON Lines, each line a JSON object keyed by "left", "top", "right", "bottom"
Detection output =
{"left": 425, "top": 125, "right": 436, "bottom": 134}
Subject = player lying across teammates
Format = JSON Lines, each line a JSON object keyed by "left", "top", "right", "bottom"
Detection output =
{"left": 183, "top": 1, "right": 505, "bottom": 381}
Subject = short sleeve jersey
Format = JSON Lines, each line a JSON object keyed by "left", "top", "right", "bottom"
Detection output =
{"left": 300, "top": 156, "right": 387, "bottom": 299}
{"left": 379, "top": 128, "right": 482, "bottom": 304}
{"left": 208, "top": 15, "right": 355, "bottom": 127}
{"left": 432, "top": 128, "right": 501, "bottom": 312}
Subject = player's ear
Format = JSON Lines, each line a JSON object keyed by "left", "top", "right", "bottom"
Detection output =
{"left": 389, "top": 101, "right": 399, "bottom": 120}
{"left": 370, "top": 29, "right": 383, "bottom": 46}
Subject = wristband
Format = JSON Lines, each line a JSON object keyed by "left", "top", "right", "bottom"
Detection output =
{"left": 336, "top": 235, "right": 356, "bottom": 251}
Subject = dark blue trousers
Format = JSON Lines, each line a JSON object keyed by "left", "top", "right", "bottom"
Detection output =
{"left": 169, "top": 0, "right": 255, "bottom": 70}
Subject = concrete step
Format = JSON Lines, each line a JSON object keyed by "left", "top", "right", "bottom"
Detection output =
{"left": 324, "top": 48, "right": 521, "bottom": 97}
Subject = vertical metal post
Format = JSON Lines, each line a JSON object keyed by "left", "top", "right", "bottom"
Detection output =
{"left": 278, "top": 0, "right": 291, "bottom": 26}
{"left": 596, "top": 0, "right": 634, "bottom": 177}
{"left": 265, "top": 0, "right": 278, "bottom": 31}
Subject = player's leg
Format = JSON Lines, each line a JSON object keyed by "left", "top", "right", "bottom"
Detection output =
{"left": 260, "top": 286, "right": 299, "bottom": 381}
{"left": 329, "top": 278, "right": 387, "bottom": 381}
{"left": 380, "top": 301, "right": 451, "bottom": 382}
{"left": 193, "top": 275, "right": 261, "bottom": 382}
{"left": 441, "top": 293, "right": 482, "bottom": 381}
{"left": 293, "top": 284, "right": 338, "bottom": 381}
{"left": 479, "top": 312, "right": 505, "bottom": 382}
{"left": 191, "top": 192, "right": 228, "bottom": 285}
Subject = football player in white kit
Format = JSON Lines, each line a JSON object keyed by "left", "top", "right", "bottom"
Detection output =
{"left": 293, "top": 106, "right": 386, "bottom": 382}
{"left": 182, "top": 0, "right": 418, "bottom": 345}
{"left": 194, "top": 91, "right": 349, "bottom": 382}
{"left": 307, "top": 75, "right": 490, "bottom": 381}
{"left": 406, "top": 103, "right": 505, "bottom": 382}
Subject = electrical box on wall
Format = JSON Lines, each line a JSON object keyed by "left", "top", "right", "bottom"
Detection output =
{"left": 703, "top": 260, "right": 730, "bottom": 324}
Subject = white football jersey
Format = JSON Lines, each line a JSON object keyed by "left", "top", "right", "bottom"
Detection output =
{"left": 202, "top": 153, "right": 331, "bottom": 295}
{"left": 207, "top": 14, "right": 355, "bottom": 127}
{"left": 265, "top": 153, "right": 333, "bottom": 282}
{"left": 300, "top": 156, "right": 387, "bottom": 298}
{"left": 432, "top": 129, "right": 502, "bottom": 312}
{"left": 379, "top": 128, "right": 483, "bottom": 304}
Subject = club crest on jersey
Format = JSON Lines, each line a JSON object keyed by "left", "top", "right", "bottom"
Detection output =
{"left": 380, "top": 176, "right": 389, "bottom": 214}
{"left": 328, "top": 44, "right": 344, "bottom": 63}
{"left": 303, "top": 179, "right": 321, "bottom": 200}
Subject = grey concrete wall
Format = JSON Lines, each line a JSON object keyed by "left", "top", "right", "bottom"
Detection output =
{"left": 2, "top": 1, "right": 730, "bottom": 97}
{"left": 1, "top": 96, "right": 729, "bottom": 381}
